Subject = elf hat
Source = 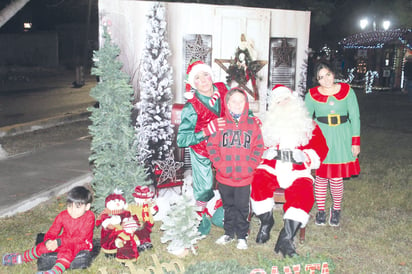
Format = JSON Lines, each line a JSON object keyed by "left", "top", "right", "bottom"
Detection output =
{"left": 185, "top": 59, "right": 213, "bottom": 98}
{"left": 105, "top": 189, "right": 126, "bottom": 206}
{"left": 122, "top": 218, "right": 138, "bottom": 230}
{"left": 132, "top": 185, "right": 155, "bottom": 199}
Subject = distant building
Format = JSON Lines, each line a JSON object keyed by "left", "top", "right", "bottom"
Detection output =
{"left": 339, "top": 28, "right": 412, "bottom": 90}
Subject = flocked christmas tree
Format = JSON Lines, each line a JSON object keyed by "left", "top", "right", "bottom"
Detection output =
{"left": 160, "top": 194, "right": 204, "bottom": 256}
{"left": 88, "top": 27, "right": 149, "bottom": 212}
{"left": 135, "top": 2, "right": 174, "bottom": 171}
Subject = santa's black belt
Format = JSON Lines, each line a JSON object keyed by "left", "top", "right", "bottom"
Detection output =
{"left": 316, "top": 114, "right": 348, "bottom": 126}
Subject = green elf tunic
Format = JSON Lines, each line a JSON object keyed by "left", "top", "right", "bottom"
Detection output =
{"left": 177, "top": 83, "right": 229, "bottom": 202}
{"left": 305, "top": 83, "right": 360, "bottom": 178}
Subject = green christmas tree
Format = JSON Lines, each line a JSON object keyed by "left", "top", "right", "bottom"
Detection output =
{"left": 88, "top": 27, "right": 149, "bottom": 212}
{"left": 160, "top": 194, "right": 204, "bottom": 256}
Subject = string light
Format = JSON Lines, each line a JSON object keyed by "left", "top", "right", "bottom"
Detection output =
{"left": 339, "top": 28, "right": 411, "bottom": 49}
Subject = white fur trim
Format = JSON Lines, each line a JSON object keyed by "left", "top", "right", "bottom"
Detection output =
{"left": 251, "top": 198, "right": 274, "bottom": 215}
{"left": 184, "top": 91, "right": 194, "bottom": 100}
{"left": 284, "top": 207, "right": 310, "bottom": 228}
{"left": 256, "top": 164, "right": 276, "bottom": 176}
{"left": 303, "top": 148, "right": 321, "bottom": 169}
{"left": 188, "top": 64, "right": 213, "bottom": 89}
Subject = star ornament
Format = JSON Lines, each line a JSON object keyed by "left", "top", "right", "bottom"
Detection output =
{"left": 152, "top": 151, "right": 184, "bottom": 185}
{"left": 186, "top": 35, "right": 212, "bottom": 61}
{"left": 273, "top": 38, "right": 295, "bottom": 67}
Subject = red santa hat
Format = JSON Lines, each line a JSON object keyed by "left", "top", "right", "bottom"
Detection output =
{"left": 105, "top": 189, "right": 126, "bottom": 206}
{"left": 270, "top": 84, "right": 298, "bottom": 102}
{"left": 132, "top": 185, "right": 155, "bottom": 199}
{"left": 185, "top": 59, "right": 213, "bottom": 99}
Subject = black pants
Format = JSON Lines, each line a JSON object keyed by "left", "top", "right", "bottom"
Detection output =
{"left": 218, "top": 183, "right": 250, "bottom": 240}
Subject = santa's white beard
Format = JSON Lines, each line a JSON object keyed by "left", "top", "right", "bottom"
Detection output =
{"left": 262, "top": 97, "right": 314, "bottom": 149}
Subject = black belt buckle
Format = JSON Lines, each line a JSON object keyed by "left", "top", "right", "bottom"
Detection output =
{"left": 281, "top": 150, "right": 292, "bottom": 162}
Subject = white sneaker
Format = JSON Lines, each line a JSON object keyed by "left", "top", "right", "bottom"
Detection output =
{"left": 237, "top": 239, "right": 248, "bottom": 250}
{"left": 215, "top": 235, "right": 234, "bottom": 245}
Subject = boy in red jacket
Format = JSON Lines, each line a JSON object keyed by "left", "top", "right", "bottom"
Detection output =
{"left": 206, "top": 87, "right": 264, "bottom": 250}
{"left": 2, "top": 186, "right": 95, "bottom": 274}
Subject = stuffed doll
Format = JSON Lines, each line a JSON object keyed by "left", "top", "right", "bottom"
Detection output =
{"left": 127, "top": 185, "right": 158, "bottom": 252}
{"left": 96, "top": 189, "right": 131, "bottom": 256}
{"left": 114, "top": 217, "right": 140, "bottom": 263}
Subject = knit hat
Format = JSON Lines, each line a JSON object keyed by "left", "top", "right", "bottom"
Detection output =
{"left": 185, "top": 59, "right": 213, "bottom": 99}
{"left": 132, "top": 185, "right": 155, "bottom": 199}
{"left": 122, "top": 218, "right": 138, "bottom": 231}
{"left": 105, "top": 189, "right": 126, "bottom": 207}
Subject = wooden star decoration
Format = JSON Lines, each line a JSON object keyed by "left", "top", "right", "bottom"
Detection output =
{"left": 185, "top": 35, "right": 212, "bottom": 61}
{"left": 152, "top": 151, "right": 184, "bottom": 185}
{"left": 273, "top": 38, "right": 295, "bottom": 67}
{"left": 215, "top": 58, "right": 267, "bottom": 100}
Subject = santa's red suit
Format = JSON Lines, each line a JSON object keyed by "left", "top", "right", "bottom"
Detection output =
{"left": 251, "top": 123, "right": 328, "bottom": 223}
{"left": 250, "top": 85, "right": 328, "bottom": 258}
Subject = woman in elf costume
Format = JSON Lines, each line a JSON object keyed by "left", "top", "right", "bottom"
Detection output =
{"left": 305, "top": 62, "right": 361, "bottom": 227}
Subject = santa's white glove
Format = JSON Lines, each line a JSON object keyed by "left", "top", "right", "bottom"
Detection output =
{"left": 292, "top": 150, "right": 307, "bottom": 164}
{"left": 262, "top": 147, "right": 277, "bottom": 160}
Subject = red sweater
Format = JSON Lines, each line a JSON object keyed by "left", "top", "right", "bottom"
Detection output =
{"left": 44, "top": 209, "right": 95, "bottom": 251}
{"left": 206, "top": 89, "right": 264, "bottom": 187}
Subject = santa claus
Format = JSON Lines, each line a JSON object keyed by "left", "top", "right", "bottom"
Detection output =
{"left": 251, "top": 85, "right": 328, "bottom": 258}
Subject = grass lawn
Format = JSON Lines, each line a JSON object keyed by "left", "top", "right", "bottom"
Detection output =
{"left": 0, "top": 89, "right": 411, "bottom": 274}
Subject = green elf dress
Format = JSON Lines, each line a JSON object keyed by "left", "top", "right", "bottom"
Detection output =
{"left": 305, "top": 83, "right": 360, "bottom": 178}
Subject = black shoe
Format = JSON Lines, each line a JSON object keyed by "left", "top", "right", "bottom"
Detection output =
{"left": 274, "top": 219, "right": 301, "bottom": 258}
{"left": 329, "top": 208, "right": 341, "bottom": 226}
{"left": 315, "top": 211, "right": 326, "bottom": 226}
{"left": 256, "top": 211, "right": 274, "bottom": 244}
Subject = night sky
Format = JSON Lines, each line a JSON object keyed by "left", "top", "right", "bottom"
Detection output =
{"left": 0, "top": 0, "right": 409, "bottom": 51}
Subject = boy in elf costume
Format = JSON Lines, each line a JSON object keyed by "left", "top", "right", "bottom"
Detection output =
{"left": 2, "top": 186, "right": 95, "bottom": 274}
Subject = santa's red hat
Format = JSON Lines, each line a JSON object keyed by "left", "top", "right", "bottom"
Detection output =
{"left": 185, "top": 59, "right": 213, "bottom": 99}
{"left": 132, "top": 185, "right": 155, "bottom": 199}
{"left": 272, "top": 84, "right": 294, "bottom": 97}
{"left": 105, "top": 189, "right": 126, "bottom": 206}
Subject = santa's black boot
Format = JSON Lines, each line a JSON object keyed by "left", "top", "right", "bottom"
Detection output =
{"left": 274, "top": 219, "right": 301, "bottom": 258}
{"left": 256, "top": 211, "right": 274, "bottom": 244}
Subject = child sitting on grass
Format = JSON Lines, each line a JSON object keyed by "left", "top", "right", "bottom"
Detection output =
{"left": 2, "top": 186, "right": 95, "bottom": 274}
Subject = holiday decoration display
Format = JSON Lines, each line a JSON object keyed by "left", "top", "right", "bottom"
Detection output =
{"left": 184, "top": 34, "right": 212, "bottom": 65}
{"left": 160, "top": 194, "right": 205, "bottom": 256}
{"left": 339, "top": 28, "right": 411, "bottom": 49}
{"left": 364, "top": 70, "right": 379, "bottom": 94}
{"left": 95, "top": 189, "right": 131, "bottom": 256}
{"left": 153, "top": 151, "right": 184, "bottom": 186}
{"left": 127, "top": 185, "right": 159, "bottom": 252}
{"left": 135, "top": 2, "right": 174, "bottom": 172}
{"left": 268, "top": 38, "right": 297, "bottom": 91}
{"left": 222, "top": 34, "right": 266, "bottom": 100}
{"left": 114, "top": 218, "right": 141, "bottom": 263}
{"left": 88, "top": 27, "right": 149, "bottom": 212}
{"left": 273, "top": 38, "right": 295, "bottom": 67}
{"left": 335, "top": 67, "right": 356, "bottom": 84}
